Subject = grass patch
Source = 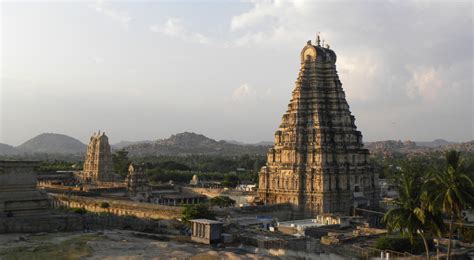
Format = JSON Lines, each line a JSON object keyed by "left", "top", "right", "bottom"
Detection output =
{"left": 0, "top": 234, "right": 104, "bottom": 260}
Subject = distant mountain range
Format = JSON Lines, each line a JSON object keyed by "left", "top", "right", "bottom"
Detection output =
{"left": 16, "top": 133, "right": 87, "bottom": 154}
{"left": 123, "top": 132, "right": 269, "bottom": 157}
{"left": 0, "top": 133, "right": 87, "bottom": 156}
{"left": 364, "top": 139, "right": 474, "bottom": 155}
{"left": 0, "top": 132, "right": 472, "bottom": 158}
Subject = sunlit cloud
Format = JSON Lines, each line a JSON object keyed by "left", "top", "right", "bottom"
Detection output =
{"left": 90, "top": 0, "right": 131, "bottom": 26}
{"left": 150, "top": 18, "right": 213, "bottom": 45}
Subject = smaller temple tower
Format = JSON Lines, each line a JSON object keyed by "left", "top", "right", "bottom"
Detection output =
{"left": 83, "top": 131, "right": 115, "bottom": 183}
{"left": 125, "top": 163, "right": 150, "bottom": 196}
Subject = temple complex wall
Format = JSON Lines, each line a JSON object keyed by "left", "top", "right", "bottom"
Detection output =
{"left": 49, "top": 194, "right": 182, "bottom": 220}
{"left": 0, "top": 161, "right": 50, "bottom": 217}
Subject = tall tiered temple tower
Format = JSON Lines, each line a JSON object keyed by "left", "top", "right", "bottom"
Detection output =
{"left": 258, "top": 38, "right": 379, "bottom": 215}
{"left": 83, "top": 131, "right": 115, "bottom": 183}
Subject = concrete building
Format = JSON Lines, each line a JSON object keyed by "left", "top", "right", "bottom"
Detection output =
{"left": 190, "top": 219, "right": 223, "bottom": 244}
{"left": 258, "top": 37, "right": 380, "bottom": 215}
{"left": 277, "top": 214, "right": 352, "bottom": 235}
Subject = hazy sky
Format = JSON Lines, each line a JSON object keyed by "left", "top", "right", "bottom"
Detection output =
{"left": 1, "top": 0, "right": 473, "bottom": 145}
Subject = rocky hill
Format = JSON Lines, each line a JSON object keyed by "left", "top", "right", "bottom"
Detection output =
{"left": 415, "top": 139, "right": 457, "bottom": 148}
{"left": 16, "top": 133, "right": 87, "bottom": 155}
{"left": 123, "top": 132, "right": 270, "bottom": 157}
{"left": 364, "top": 139, "right": 474, "bottom": 155}
{"left": 112, "top": 140, "right": 153, "bottom": 150}
{"left": 0, "top": 143, "right": 18, "bottom": 155}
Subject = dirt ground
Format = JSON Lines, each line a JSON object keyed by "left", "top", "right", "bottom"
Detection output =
{"left": 0, "top": 230, "right": 278, "bottom": 260}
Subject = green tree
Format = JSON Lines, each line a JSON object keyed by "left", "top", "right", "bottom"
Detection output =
{"left": 374, "top": 235, "right": 425, "bottom": 254}
{"left": 100, "top": 202, "right": 110, "bottom": 209}
{"left": 181, "top": 204, "right": 215, "bottom": 225}
{"left": 222, "top": 174, "right": 240, "bottom": 188}
{"left": 383, "top": 164, "right": 443, "bottom": 259}
{"left": 210, "top": 196, "right": 236, "bottom": 208}
{"left": 431, "top": 150, "right": 474, "bottom": 259}
{"left": 112, "top": 149, "right": 131, "bottom": 177}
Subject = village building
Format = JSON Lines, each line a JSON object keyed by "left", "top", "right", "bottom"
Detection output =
{"left": 149, "top": 191, "right": 206, "bottom": 206}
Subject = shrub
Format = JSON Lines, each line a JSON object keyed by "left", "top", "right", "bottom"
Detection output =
{"left": 181, "top": 204, "right": 215, "bottom": 225}
{"left": 374, "top": 235, "right": 427, "bottom": 254}
{"left": 70, "top": 207, "right": 87, "bottom": 215}
{"left": 210, "top": 196, "right": 236, "bottom": 208}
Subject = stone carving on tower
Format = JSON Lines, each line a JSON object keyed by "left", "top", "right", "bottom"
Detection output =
{"left": 83, "top": 131, "right": 115, "bottom": 183}
{"left": 258, "top": 38, "right": 380, "bottom": 215}
{"left": 125, "top": 163, "right": 150, "bottom": 196}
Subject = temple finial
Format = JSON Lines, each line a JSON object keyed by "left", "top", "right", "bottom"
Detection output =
{"left": 316, "top": 32, "right": 321, "bottom": 46}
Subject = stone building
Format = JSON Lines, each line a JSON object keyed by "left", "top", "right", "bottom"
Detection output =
{"left": 83, "top": 131, "right": 115, "bottom": 183}
{"left": 0, "top": 161, "right": 49, "bottom": 218}
{"left": 125, "top": 163, "right": 150, "bottom": 196}
{"left": 258, "top": 37, "right": 379, "bottom": 215}
{"left": 190, "top": 219, "right": 223, "bottom": 244}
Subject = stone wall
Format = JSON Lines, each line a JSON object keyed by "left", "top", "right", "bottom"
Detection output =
{"left": 183, "top": 187, "right": 223, "bottom": 198}
{"left": 216, "top": 203, "right": 304, "bottom": 221}
{"left": 0, "top": 213, "right": 174, "bottom": 234}
{"left": 49, "top": 194, "right": 183, "bottom": 220}
{"left": 81, "top": 214, "right": 173, "bottom": 234}
{"left": 0, "top": 214, "right": 84, "bottom": 233}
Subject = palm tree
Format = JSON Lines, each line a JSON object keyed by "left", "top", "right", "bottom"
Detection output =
{"left": 384, "top": 164, "right": 443, "bottom": 259}
{"left": 431, "top": 150, "right": 474, "bottom": 259}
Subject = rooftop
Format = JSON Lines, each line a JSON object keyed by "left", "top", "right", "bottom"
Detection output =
{"left": 189, "top": 219, "right": 223, "bottom": 225}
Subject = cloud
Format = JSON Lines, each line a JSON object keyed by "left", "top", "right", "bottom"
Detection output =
{"left": 150, "top": 18, "right": 212, "bottom": 45}
{"left": 229, "top": 1, "right": 312, "bottom": 47}
{"left": 232, "top": 83, "right": 257, "bottom": 101}
{"left": 90, "top": 0, "right": 131, "bottom": 26}
{"left": 92, "top": 57, "right": 104, "bottom": 64}
{"left": 230, "top": 1, "right": 472, "bottom": 105}
{"left": 406, "top": 67, "right": 443, "bottom": 101}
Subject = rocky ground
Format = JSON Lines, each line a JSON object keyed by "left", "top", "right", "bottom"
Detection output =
{"left": 0, "top": 230, "right": 279, "bottom": 260}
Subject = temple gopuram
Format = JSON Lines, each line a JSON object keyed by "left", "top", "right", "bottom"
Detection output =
{"left": 258, "top": 37, "right": 380, "bottom": 215}
{"left": 82, "top": 131, "right": 115, "bottom": 183}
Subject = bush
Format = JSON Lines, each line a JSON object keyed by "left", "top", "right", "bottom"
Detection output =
{"left": 374, "top": 235, "right": 427, "bottom": 254}
{"left": 181, "top": 204, "right": 215, "bottom": 225}
{"left": 100, "top": 202, "right": 110, "bottom": 209}
{"left": 462, "top": 228, "right": 474, "bottom": 242}
{"left": 210, "top": 196, "right": 236, "bottom": 208}
{"left": 70, "top": 207, "right": 87, "bottom": 215}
